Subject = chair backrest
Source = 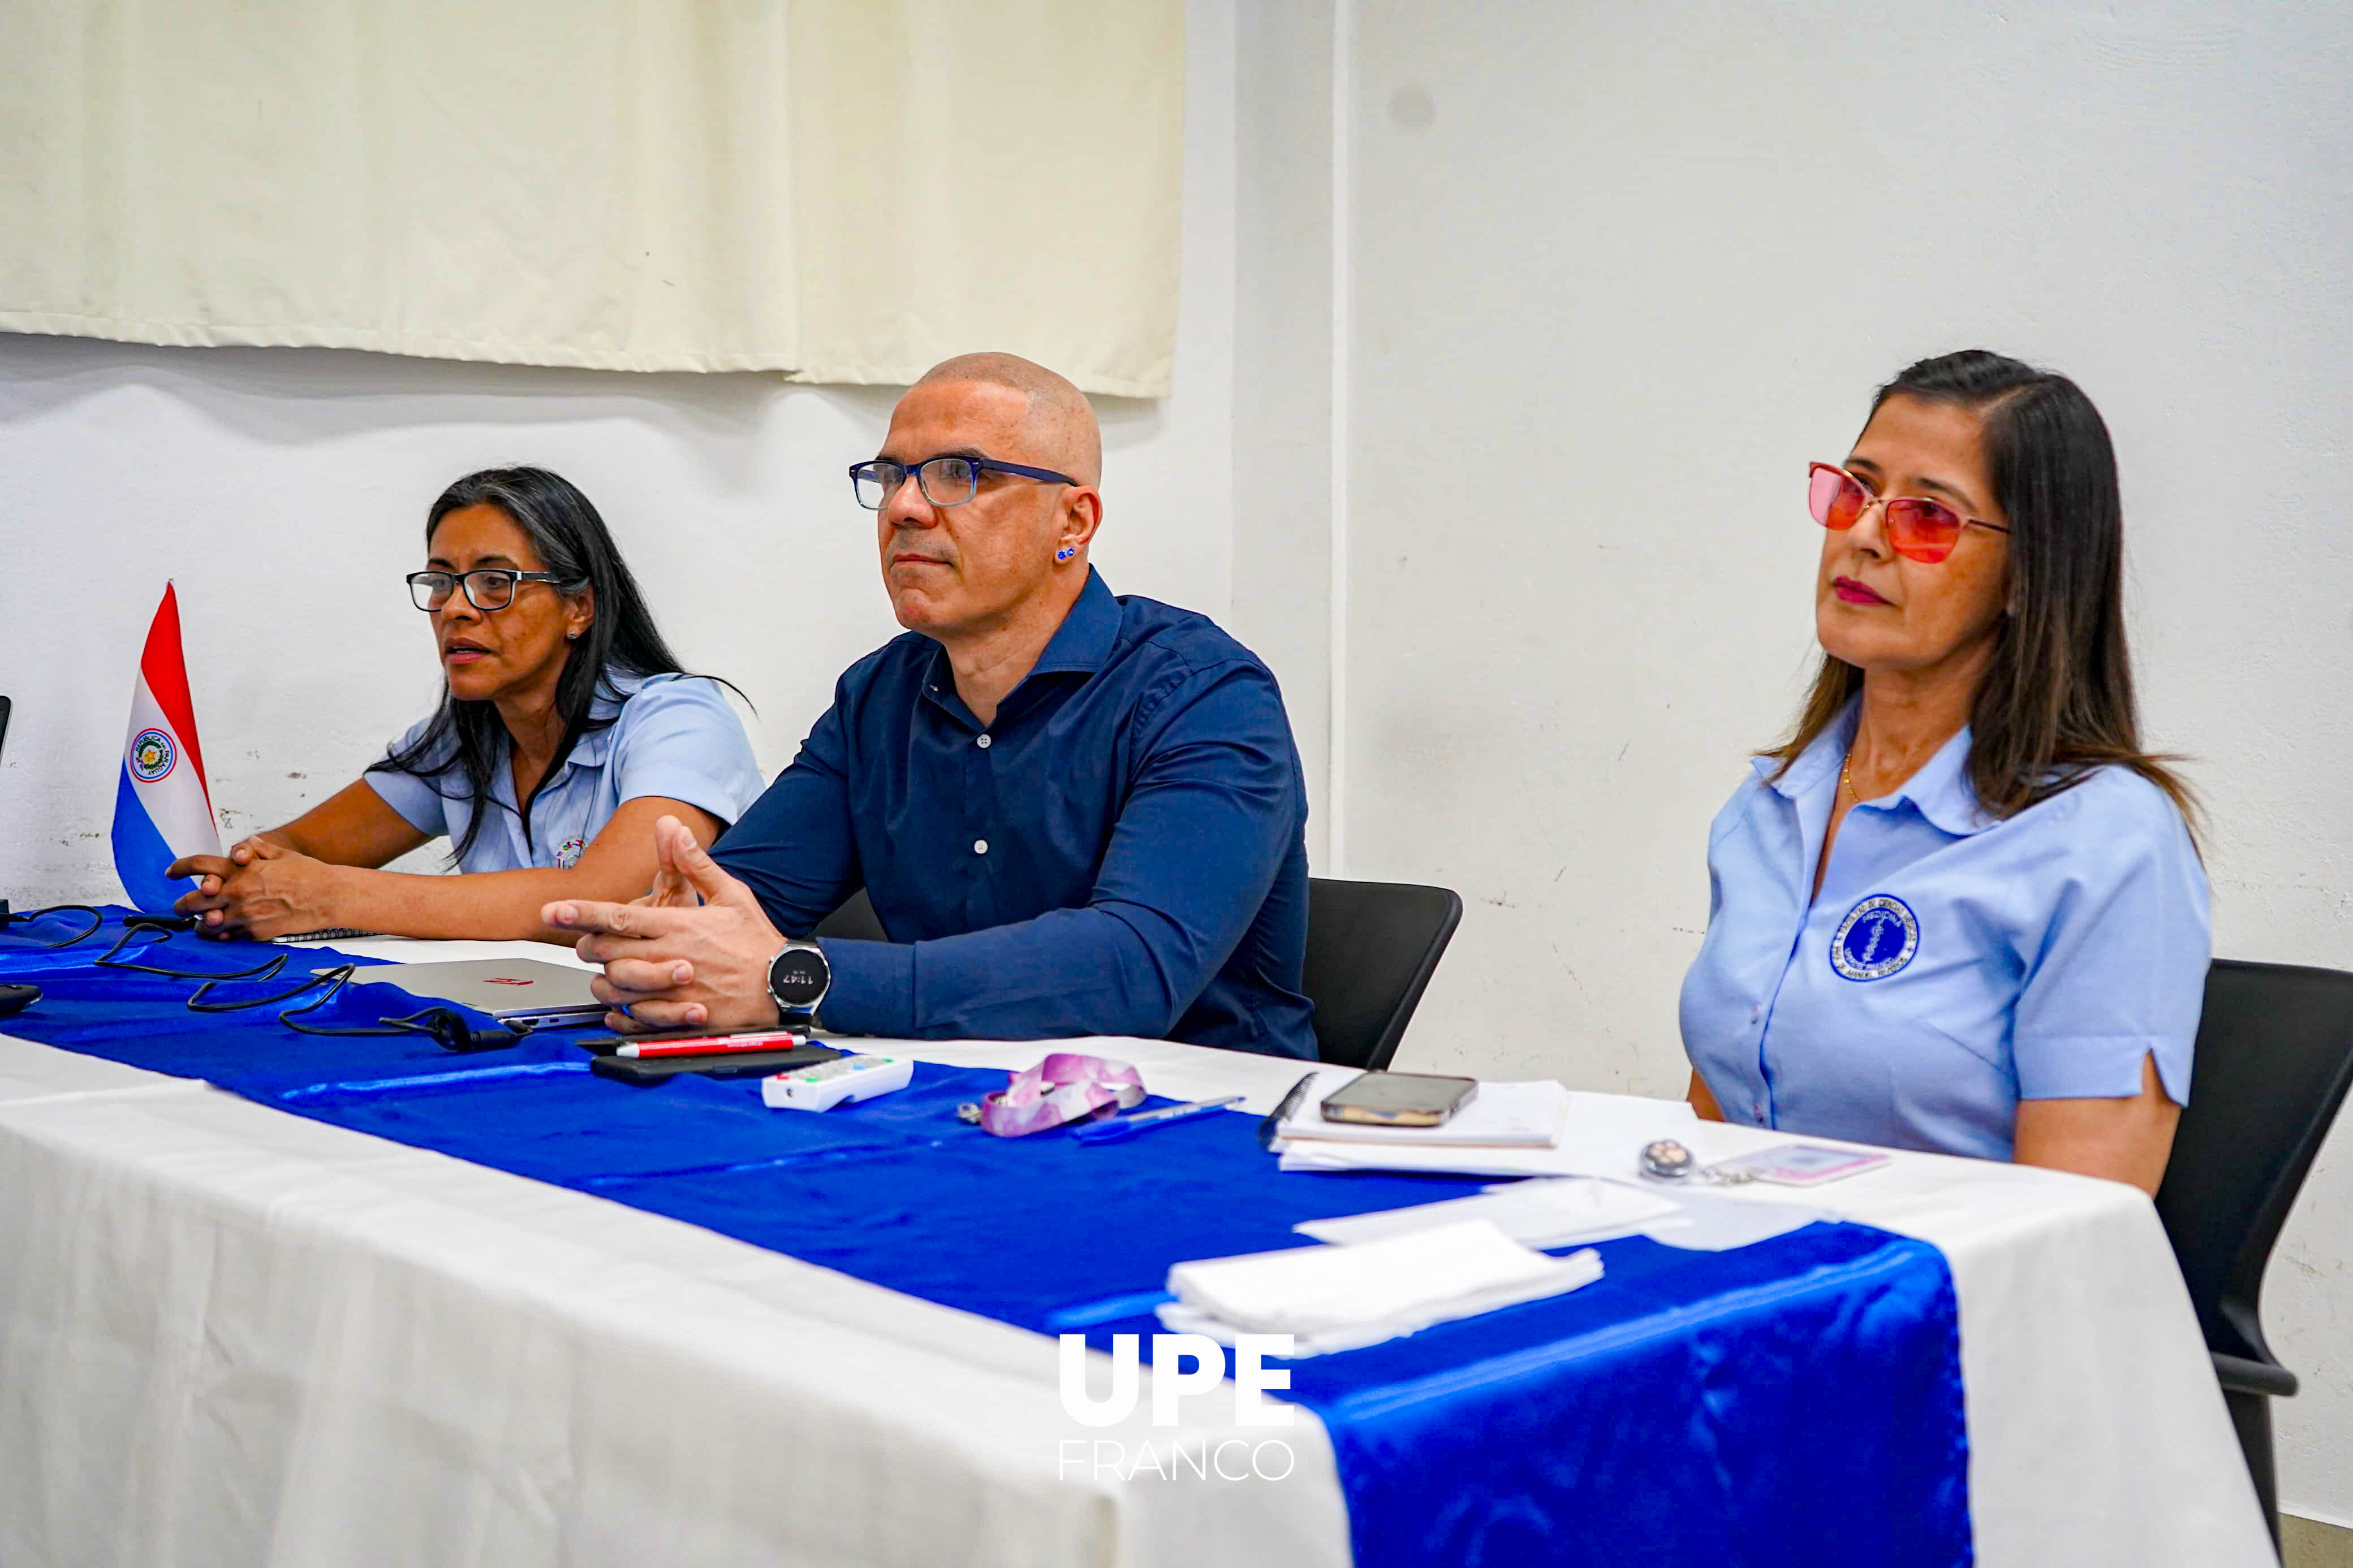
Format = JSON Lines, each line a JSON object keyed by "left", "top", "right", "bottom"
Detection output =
{"left": 808, "top": 877, "right": 1467, "bottom": 1072}
{"left": 2155, "top": 959, "right": 2353, "bottom": 1367}
{"left": 1302, "top": 877, "right": 1464, "bottom": 1072}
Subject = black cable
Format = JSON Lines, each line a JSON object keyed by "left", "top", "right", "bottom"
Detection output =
{"left": 0, "top": 901, "right": 106, "bottom": 949}
{"left": 185, "top": 959, "right": 330, "bottom": 1012}
{"left": 2, "top": 900, "right": 516, "bottom": 1054}
{"left": 285, "top": 974, "right": 509, "bottom": 1052}
{"left": 97, "top": 919, "right": 293, "bottom": 983}
{"left": 94, "top": 925, "right": 179, "bottom": 969}
{"left": 189, "top": 958, "right": 515, "bottom": 1052}
{"left": 253, "top": 963, "right": 389, "bottom": 1026}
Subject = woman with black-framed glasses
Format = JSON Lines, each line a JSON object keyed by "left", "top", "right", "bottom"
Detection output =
{"left": 1677, "top": 351, "right": 2207, "bottom": 1196}
{"left": 167, "top": 467, "right": 761, "bottom": 943}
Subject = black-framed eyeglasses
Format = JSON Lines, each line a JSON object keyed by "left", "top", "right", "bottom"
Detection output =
{"left": 848, "top": 455, "right": 1077, "bottom": 510}
{"left": 406, "top": 569, "right": 585, "bottom": 612}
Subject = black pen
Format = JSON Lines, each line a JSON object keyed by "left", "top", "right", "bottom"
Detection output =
{"left": 1257, "top": 1071, "right": 1318, "bottom": 1151}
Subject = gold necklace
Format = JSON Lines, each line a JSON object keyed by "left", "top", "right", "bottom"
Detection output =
{"left": 1841, "top": 751, "right": 1858, "bottom": 802}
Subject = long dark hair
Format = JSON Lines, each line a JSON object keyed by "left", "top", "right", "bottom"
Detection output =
{"left": 368, "top": 466, "right": 718, "bottom": 862}
{"left": 1769, "top": 350, "right": 2195, "bottom": 830}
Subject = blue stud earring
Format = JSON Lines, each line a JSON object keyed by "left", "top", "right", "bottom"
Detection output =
{"left": 1055, "top": 546, "right": 1075, "bottom": 561}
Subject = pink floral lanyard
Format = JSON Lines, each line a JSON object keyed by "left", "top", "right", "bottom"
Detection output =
{"left": 958, "top": 1052, "right": 1145, "bottom": 1137}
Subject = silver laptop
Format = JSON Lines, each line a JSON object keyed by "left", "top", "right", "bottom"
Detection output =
{"left": 325, "top": 958, "right": 605, "bottom": 1029}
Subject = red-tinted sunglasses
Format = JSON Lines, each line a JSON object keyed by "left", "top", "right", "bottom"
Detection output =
{"left": 1808, "top": 463, "right": 2010, "bottom": 564}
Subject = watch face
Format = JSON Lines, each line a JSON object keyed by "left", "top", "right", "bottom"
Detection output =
{"left": 770, "top": 947, "right": 829, "bottom": 1008}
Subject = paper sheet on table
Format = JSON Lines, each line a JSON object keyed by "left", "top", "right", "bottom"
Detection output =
{"left": 1158, "top": 1220, "right": 1605, "bottom": 1356}
{"left": 1468, "top": 1180, "right": 1829, "bottom": 1252}
{"left": 1632, "top": 1186, "right": 1830, "bottom": 1250}
{"left": 1294, "top": 1177, "right": 1684, "bottom": 1250}
{"left": 1277, "top": 1090, "right": 1699, "bottom": 1178}
{"left": 1274, "top": 1072, "right": 1571, "bottom": 1147}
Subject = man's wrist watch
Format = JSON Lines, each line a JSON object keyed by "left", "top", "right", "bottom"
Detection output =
{"left": 767, "top": 940, "right": 831, "bottom": 1024}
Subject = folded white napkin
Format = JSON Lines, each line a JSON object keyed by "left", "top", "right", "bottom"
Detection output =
{"left": 1158, "top": 1221, "right": 1604, "bottom": 1356}
{"left": 1294, "top": 1176, "right": 1683, "bottom": 1250}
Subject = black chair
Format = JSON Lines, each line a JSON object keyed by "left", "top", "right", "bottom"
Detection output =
{"left": 1301, "top": 877, "right": 1463, "bottom": 1071}
{"left": 2154, "top": 959, "right": 2353, "bottom": 1552}
{"left": 810, "top": 878, "right": 1464, "bottom": 1072}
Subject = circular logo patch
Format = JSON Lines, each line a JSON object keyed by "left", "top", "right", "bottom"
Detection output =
{"left": 1831, "top": 894, "right": 1919, "bottom": 982}
{"left": 130, "top": 728, "right": 177, "bottom": 783}
{"left": 554, "top": 835, "right": 587, "bottom": 870}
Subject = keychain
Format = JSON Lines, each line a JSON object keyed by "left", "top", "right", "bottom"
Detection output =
{"left": 1637, "top": 1138, "right": 1757, "bottom": 1185}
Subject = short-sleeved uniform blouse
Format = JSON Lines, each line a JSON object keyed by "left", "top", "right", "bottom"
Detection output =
{"left": 363, "top": 669, "right": 764, "bottom": 874}
{"left": 1678, "top": 702, "right": 2208, "bottom": 1161}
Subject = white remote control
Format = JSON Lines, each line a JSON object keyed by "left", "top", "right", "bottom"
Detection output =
{"left": 761, "top": 1053, "right": 913, "bottom": 1112}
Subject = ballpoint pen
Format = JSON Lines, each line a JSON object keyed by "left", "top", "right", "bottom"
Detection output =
{"left": 1072, "top": 1094, "right": 1246, "bottom": 1144}
{"left": 1257, "top": 1072, "right": 1318, "bottom": 1151}
{"left": 614, "top": 1028, "right": 809, "bottom": 1059}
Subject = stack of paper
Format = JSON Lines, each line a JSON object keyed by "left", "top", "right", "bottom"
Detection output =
{"left": 1274, "top": 1073, "right": 1571, "bottom": 1148}
{"left": 1278, "top": 1087, "right": 1700, "bottom": 1179}
{"left": 1294, "top": 1177, "right": 1684, "bottom": 1250}
{"left": 1157, "top": 1221, "right": 1604, "bottom": 1357}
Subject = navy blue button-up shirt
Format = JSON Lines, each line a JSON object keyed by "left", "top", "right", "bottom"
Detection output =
{"left": 712, "top": 570, "right": 1316, "bottom": 1057}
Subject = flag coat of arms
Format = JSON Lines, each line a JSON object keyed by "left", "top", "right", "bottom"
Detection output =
{"left": 111, "top": 584, "right": 221, "bottom": 912}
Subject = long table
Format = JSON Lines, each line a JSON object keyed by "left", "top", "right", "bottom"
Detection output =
{"left": 0, "top": 934, "right": 2274, "bottom": 1566}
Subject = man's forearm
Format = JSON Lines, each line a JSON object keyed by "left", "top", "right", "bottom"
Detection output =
{"left": 816, "top": 902, "right": 1190, "bottom": 1040}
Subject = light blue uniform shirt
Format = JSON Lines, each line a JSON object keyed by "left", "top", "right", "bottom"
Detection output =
{"left": 364, "top": 670, "right": 764, "bottom": 874}
{"left": 1678, "top": 702, "right": 2208, "bottom": 1161}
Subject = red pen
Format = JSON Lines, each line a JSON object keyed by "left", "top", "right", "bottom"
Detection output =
{"left": 615, "top": 1029, "right": 808, "bottom": 1059}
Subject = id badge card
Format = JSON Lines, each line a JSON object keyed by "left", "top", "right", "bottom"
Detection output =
{"left": 1711, "top": 1143, "right": 1891, "bottom": 1187}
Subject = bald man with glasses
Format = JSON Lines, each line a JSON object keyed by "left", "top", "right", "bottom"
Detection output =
{"left": 547, "top": 353, "right": 1317, "bottom": 1058}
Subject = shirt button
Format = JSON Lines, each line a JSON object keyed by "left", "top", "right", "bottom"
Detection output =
{"left": 1751, "top": 1005, "right": 1762, "bottom": 1023}
{"left": 976, "top": 733, "right": 992, "bottom": 750}
{"left": 973, "top": 839, "right": 989, "bottom": 856}
{"left": 1752, "top": 1102, "right": 1765, "bottom": 1119}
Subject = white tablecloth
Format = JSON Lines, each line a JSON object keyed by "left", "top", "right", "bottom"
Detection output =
{"left": 0, "top": 938, "right": 2274, "bottom": 1567}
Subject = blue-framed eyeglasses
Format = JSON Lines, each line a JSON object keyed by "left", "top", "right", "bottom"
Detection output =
{"left": 848, "top": 455, "right": 1077, "bottom": 510}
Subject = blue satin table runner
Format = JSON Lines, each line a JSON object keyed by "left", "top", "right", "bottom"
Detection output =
{"left": 1, "top": 911, "right": 1972, "bottom": 1566}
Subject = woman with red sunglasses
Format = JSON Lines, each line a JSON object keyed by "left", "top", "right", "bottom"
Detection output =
{"left": 1677, "top": 350, "right": 2205, "bottom": 1195}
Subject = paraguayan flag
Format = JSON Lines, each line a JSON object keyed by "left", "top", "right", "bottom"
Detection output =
{"left": 111, "top": 584, "right": 221, "bottom": 912}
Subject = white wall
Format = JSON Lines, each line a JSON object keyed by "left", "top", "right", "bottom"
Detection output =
{"left": 0, "top": 0, "right": 1237, "bottom": 908}
{"left": 1311, "top": 0, "right": 2353, "bottom": 1523}
{"left": 1227, "top": 0, "right": 1337, "bottom": 865}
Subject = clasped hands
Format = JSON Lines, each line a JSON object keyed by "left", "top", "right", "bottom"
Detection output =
{"left": 170, "top": 839, "right": 348, "bottom": 940}
{"left": 545, "top": 814, "right": 786, "bottom": 1034}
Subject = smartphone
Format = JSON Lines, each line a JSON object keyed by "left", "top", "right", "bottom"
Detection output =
{"left": 1320, "top": 1071, "right": 1479, "bottom": 1128}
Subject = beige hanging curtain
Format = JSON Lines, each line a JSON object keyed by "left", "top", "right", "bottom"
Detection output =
{"left": 0, "top": 0, "right": 1183, "bottom": 397}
